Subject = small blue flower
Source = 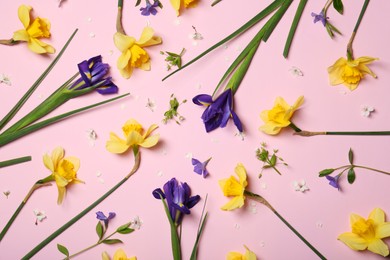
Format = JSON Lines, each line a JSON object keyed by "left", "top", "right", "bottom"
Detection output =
{"left": 311, "top": 11, "right": 327, "bottom": 26}
{"left": 193, "top": 88, "right": 243, "bottom": 133}
{"left": 153, "top": 178, "right": 200, "bottom": 225}
{"left": 326, "top": 175, "right": 341, "bottom": 190}
{"left": 140, "top": 1, "right": 160, "bottom": 16}
{"left": 191, "top": 157, "right": 212, "bottom": 178}
{"left": 96, "top": 211, "right": 116, "bottom": 226}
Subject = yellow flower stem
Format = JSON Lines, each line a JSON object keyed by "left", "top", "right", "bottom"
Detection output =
{"left": 0, "top": 178, "right": 53, "bottom": 242}
{"left": 0, "top": 155, "right": 31, "bottom": 168}
{"left": 244, "top": 190, "right": 326, "bottom": 259}
{"left": 21, "top": 148, "right": 140, "bottom": 259}
{"left": 346, "top": 0, "right": 370, "bottom": 60}
{"left": 116, "top": 0, "right": 126, "bottom": 34}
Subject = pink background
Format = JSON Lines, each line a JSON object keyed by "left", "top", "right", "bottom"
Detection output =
{"left": 1, "top": 0, "right": 390, "bottom": 259}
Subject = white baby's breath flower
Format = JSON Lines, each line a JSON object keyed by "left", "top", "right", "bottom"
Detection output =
{"left": 361, "top": 105, "right": 374, "bottom": 117}
{"left": 146, "top": 98, "right": 156, "bottom": 112}
{"left": 130, "top": 216, "right": 143, "bottom": 230}
{"left": 34, "top": 209, "right": 47, "bottom": 224}
{"left": 289, "top": 66, "right": 304, "bottom": 77}
{"left": 0, "top": 74, "right": 12, "bottom": 86}
{"left": 293, "top": 180, "right": 309, "bottom": 192}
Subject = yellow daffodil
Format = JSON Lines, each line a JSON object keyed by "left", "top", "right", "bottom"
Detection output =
{"left": 113, "top": 27, "right": 162, "bottom": 79}
{"left": 227, "top": 245, "right": 257, "bottom": 260}
{"left": 43, "top": 147, "right": 83, "bottom": 204}
{"left": 170, "top": 0, "right": 198, "bottom": 16}
{"left": 113, "top": 248, "right": 137, "bottom": 260}
{"left": 338, "top": 208, "right": 390, "bottom": 257}
{"left": 327, "top": 56, "right": 378, "bottom": 91}
{"left": 12, "top": 5, "right": 55, "bottom": 54}
{"left": 106, "top": 119, "right": 159, "bottom": 154}
{"left": 219, "top": 163, "right": 248, "bottom": 211}
{"left": 259, "top": 96, "right": 304, "bottom": 135}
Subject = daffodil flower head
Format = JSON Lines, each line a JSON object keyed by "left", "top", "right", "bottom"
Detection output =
{"left": 114, "top": 27, "right": 162, "bottom": 79}
{"left": 219, "top": 163, "right": 248, "bottom": 211}
{"left": 328, "top": 56, "right": 378, "bottom": 91}
{"left": 259, "top": 96, "right": 304, "bottom": 135}
{"left": 111, "top": 248, "right": 137, "bottom": 260}
{"left": 43, "top": 147, "right": 83, "bottom": 204}
{"left": 338, "top": 208, "right": 390, "bottom": 257}
{"left": 170, "top": 0, "right": 198, "bottom": 16}
{"left": 106, "top": 119, "right": 159, "bottom": 154}
{"left": 227, "top": 245, "right": 257, "bottom": 260}
{"left": 12, "top": 5, "right": 55, "bottom": 54}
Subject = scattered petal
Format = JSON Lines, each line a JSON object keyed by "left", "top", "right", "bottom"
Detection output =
{"left": 361, "top": 105, "right": 375, "bottom": 117}
{"left": 174, "top": 19, "right": 181, "bottom": 25}
{"left": 0, "top": 74, "right": 12, "bottom": 86}
{"left": 86, "top": 129, "right": 97, "bottom": 146}
{"left": 293, "top": 180, "right": 309, "bottom": 192}
{"left": 161, "top": 149, "right": 167, "bottom": 155}
{"left": 146, "top": 98, "right": 156, "bottom": 112}
{"left": 89, "top": 32, "right": 95, "bottom": 38}
{"left": 157, "top": 170, "right": 163, "bottom": 177}
{"left": 185, "top": 152, "right": 193, "bottom": 159}
{"left": 289, "top": 66, "right": 304, "bottom": 77}
{"left": 86, "top": 17, "right": 92, "bottom": 22}
{"left": 130, "top": 216, "right": 143, "bottom": 230}
{"left": 96, "top": 171, "right": 102, "bottom": 177}
{"left": 196, "top": 83, "right": 202, "bottom": 89}
{"left": 259, "top": 241, "right": 266, "bottom": 247}
{"left": 234, "top": 223, "right": 240, "bottom": 229}
{"left": 120, "top": 104, "right": 127, "bottom": 110}
{"left": 98, "top": 178, "right": 105, "bottom": 184}
{"left": 34, "top": 209, "right": 47, "bottom": 225}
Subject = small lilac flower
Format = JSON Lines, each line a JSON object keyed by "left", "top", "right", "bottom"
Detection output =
{"left": 326, "top": 175, "right": 341, "bottom": 190}
{"left": 96, "top": 211, "right": 116, "bottom": 226}
{"left": 140, "top": 1, "right": 159, "bottom": 16}
{"left": 69, "top": 55, "right": 118, "bottom": 95}
{"left": 191, "top": 157, "right": 212, "bottom": 178}
{"left": 193, "top": 88, "right": 243, "bottom": 133}
{"left": 311, "top": 11, "right": 327, "bottom": 26}
{"left": 153, "top": 178, "right": 200, "bottom": 225}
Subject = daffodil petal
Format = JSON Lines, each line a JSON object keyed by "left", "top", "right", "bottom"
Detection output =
{"left": 368, "top": 208, "right": 385, "bottom": 223}
{"left": 57, "top": 186, "right": 66, "bottom": 205}
{"left": 293, "top": 95, "right": 304, "bottom": 110}
{"left": 226, "top": 252, "right": 243, "bottom": 260}
{"left": 140, "top": 134, "right": 159, "bottom": 148}
{"left": 117, "top": 50, "right": 131, "bottom": 70}
{"left": 244, "top": 246, "right": 257, "bottom": 260}
{"left": 259, "top": 124, "right": 281, "bottom": 135}
{"left": 113, "top": 249, "right": 128, "bottom": 259}
{"left": 12, "top": 29, "right": 29, "bottom": 42}
{"left": 106, "top": 132, "right": 129, "bottom": 154}
{"left": 350, "top": 213, "right": 365, "bottom": 226}
{"left": 54, "top": 174, "right": 69, "bottom": 188}
{"left": 27, "top": 38, "right": 53, "bottom": 54}
{"left": 43, "top": 153, "right": 54, "bottom": 172}
{"left": 221, "top": 195, "right": 245, "bottom": 211}
{"left": 367, "top": 238, "right": 389, "bottom": 257}
{"left": 234, "top": 163, "right": 247, "bottom": 185}
{"left": 338, "top": 232, "right": 368, "bottom": 250}
{"left": 170, "top": 0, "right": 180, "bottom": 16}
{"left": 127, "top": 131, "right": 144, "bottom": 147}
{"left": 18, "top": 5, "right": 31, "bottom": 29}
{"left": 376, "top": 223, "right": 390, "bottom": 239}
{"left": 355, "top": 56, "right": 379, "bottom": 65}
{"left": 274, "top": 96, "right": 290, "bottom": 110}
{"left": 114, "top": 32, "right": 136, "bottom": 53}
{"left": 137, "top": 27, "right": 161, "bottom": 47}
{"left": 357, "top": 64, "right": 377, "bottom": 78}
{"left": 52, "top": 147, "right": 64, "bottom": 169}
{"left": 143, "top": 124, "right": 159, "bottom": 138}
{"left": 119, "top": 64, "right": 134, "bottom": 79}
{"left": 139, "top": 60, "right": 151, "bottom": 71}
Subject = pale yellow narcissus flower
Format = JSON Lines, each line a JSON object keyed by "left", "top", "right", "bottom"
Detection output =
{"left": 170, "top": 0, "right": 198, "bottom": 16}
{"left": 102, "top": 249, "right": 137, "bottom": 260}
{"left": 227, "top": 245, "right": 257, "bottom": 260}
{"left": 12, "top": 5, "right": 55, "bottom": 54}
{"left": 114, "top": 27, "right": 162, "bottom": 79}
{"left": 259, "top": 96, "right": 304, "bottom": 135}
{"left": 327, "top": 56, "right": 378, "bottom": 91}
{"left": 338, "top": 208, "right": 390, "bottom": 257}
{"left": 43, "top": 147, "right": 83, "bottom": 204}
{"left": 106, "top": 119, "right": 159, "bottom": 153}
{"left": 219, "top": 163, "right": 248, "bottom": 211}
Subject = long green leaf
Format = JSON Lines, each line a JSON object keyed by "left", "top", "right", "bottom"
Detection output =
{"left": 0, "top": 93, "right": 129, "bottom": 148}
{"left": 0, "top": 156, "right": 31, "bottom": 168}
{"left": 162, "top": 0, "right": 284, "bottom": 81}
{"left": 262, "top": 0, "right": 293, "bottom": 42}
{"left": 283, "top": 0, "right": 307, "bottom": 58}
{"left": 190, "top": 194, "right": 208, "bottom": 260}
{"left": 0, "top": 29, "right": 78, "bottom": 131}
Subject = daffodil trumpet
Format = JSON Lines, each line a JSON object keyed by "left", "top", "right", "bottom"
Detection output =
{"left": 23, "top": 120, "right": 159, "bottom": 259}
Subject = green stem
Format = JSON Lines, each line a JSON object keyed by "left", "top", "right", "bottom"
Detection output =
{"left": 353, "top": 165, "right": 390, "bottom": 175}
{"left": 162, "top": 0, "right": 284, "bottom": 81}
{"left": 116, "top": 0, "right": 126, "bottom": 34}
{"left": 0, "top": 181, "right": 52, "bottom": 242}
{"left": 283, "top": 0, "right": 307, "bottom": 58}
{"left": 245, "top": 190, "right": 326, "bottom": 259}
{"left": 289, "top": 122, "right": 302, "bottom": 132}
{"left": 0, "top": 93, "right": 129, "bottom": 148}
{"left": 271, "top": 165, "right": 282, "bottom": 175}
{"left": 322, "top": 0, "right": 333, "bottom": 14}
{"left": 0, "top": 39, "right": 18, "bottom": 45}
{"left": 21, "top": 151, "right": 141, "bottom": 259}
{"left": 0, "top": 156, "right": 31, "bottom": 168}
{"left": 0, "top": 29, "right": 78, "bottom": 132}
{"left": 347, "top": 0, "right": 370, "bottom": 60}
{"left": 294, "top": 130, "right": 390, "bottom": 137}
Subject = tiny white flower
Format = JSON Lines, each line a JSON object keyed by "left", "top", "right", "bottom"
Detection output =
{"left": 146, "top": 98, "right": 156, "bottom": 112}
{"left": 34, "top": 209, "right": 47, "bottom": 224}
{"left": 361, "top": 105, "right": 375, "bottom": 117}
{"left": 293, "top": 180, "right": 309, "bottom": 192}
{"left": 130, "top": 216, "right": 143, "bottom": 230}
{"left": 289, "top": 66, "right": 304, "bottom": 77}
{"left": 0, "top": 74, "right": 12, "bottom": 86}
{"left": 189, "top": 26, "right": 203, "bottom": 40}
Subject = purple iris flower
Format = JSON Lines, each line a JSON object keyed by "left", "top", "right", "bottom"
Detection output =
{"left": 311, "top": 11, "right": 327, "bottom": 26}
{"left": 326, "top": 175, "right": 341, "bottom": 190}
{"left": 96, "top": 211, "right": 116, "bottom": 226}
{"left": 69, "top": 55, "right": 118, "bottom": 94}
{"left": 153, "top": 178, "right": 200, "bottom": 225}
{"left": 191, "top": 157, "right": 211, "bottom": 178}
{"left": 193, "top": 88, "right": 243, "bottom": 133}
{"left": 140, "top": 1, "right": 159, "bottom": 16}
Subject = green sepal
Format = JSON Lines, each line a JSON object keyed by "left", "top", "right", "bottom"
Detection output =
{"left": 347, "top": 168, "right": 356, "bottom": 184}
{"left": 348, "top": 148, "right": 354, "bottom": 165}
{"left": 333, "top": 0, "right": 344, "bottom": 14}
{"left": 102, "top": 239, "right": 123, "bottom": 245}
{"left": 96, "top": 221, "right": 104, "bottom": 240}
{"left": 57, "top": 243, "right": 69, "bottom": 257}
{"left": 319, "top": 169, "right": 335, "bottom": 177}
